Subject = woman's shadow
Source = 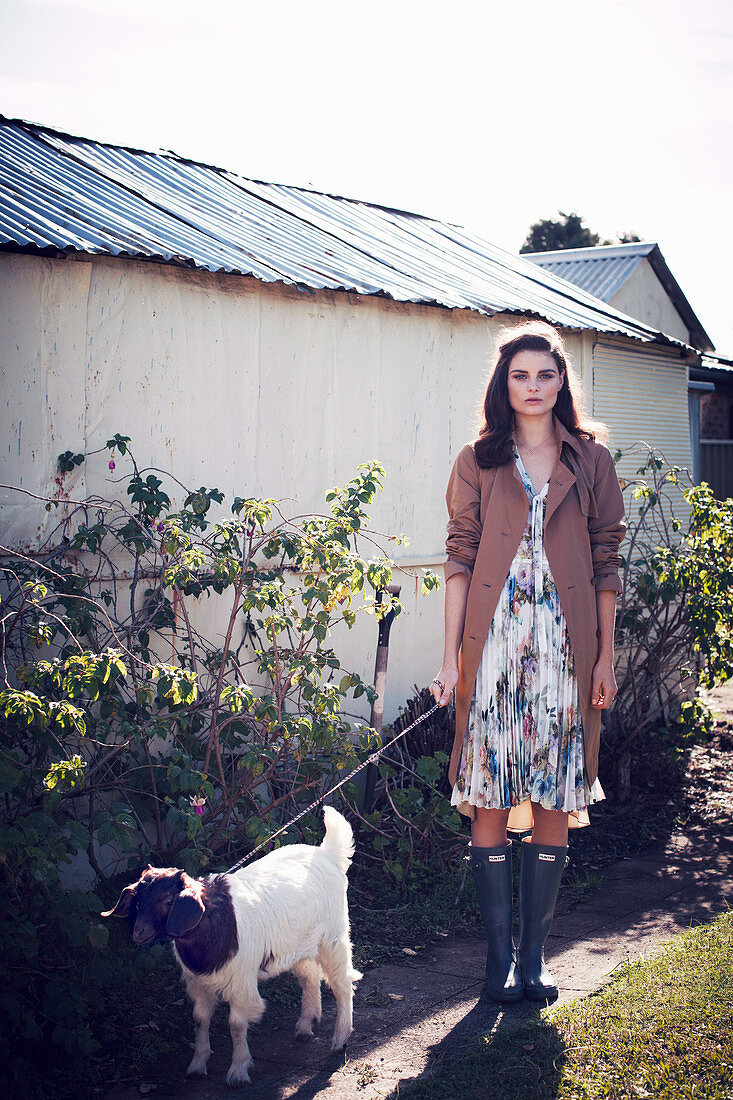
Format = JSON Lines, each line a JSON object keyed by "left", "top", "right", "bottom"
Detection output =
{"left": 388, "top": 992, "right": 567, "bottom": 1099}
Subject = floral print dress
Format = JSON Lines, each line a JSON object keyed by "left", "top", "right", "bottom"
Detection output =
{"left": 451, "top": 450, "right": 604, "bottom": 820}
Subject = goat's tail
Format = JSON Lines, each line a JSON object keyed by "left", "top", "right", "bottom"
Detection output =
{"left": 320, "top": 806, "right": 355, "bottom": 874}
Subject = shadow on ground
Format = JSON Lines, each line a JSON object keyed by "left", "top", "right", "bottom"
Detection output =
{"left": 387, "top": 995, "right": 567, "bottom": 1099}
{"left": 103, "top": 707, "right": 733, "bottom": 1099}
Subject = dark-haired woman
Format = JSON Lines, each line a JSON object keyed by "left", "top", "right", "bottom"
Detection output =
{"left": 430, "top": 322, "right": 625, "bottom": 1002}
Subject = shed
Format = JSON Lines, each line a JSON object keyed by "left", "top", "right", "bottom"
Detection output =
{"left": 522, "top": 241, "right": 713, "bottom": 353}
{"left": 524, "top": 242, "right": 732, "bottom": 494}
{"left": 0, "top": 117, "right": 699, "bottom": 718}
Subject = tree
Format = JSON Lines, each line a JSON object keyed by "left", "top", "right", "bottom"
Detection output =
{"left": 520, "top": 213, "right": 643, "bottom": 253}
{"left": 605, "top": 449, "right": 733, "bottom": 799}
{"left": 520, "top": 211, "right": 605, "bottom": 253}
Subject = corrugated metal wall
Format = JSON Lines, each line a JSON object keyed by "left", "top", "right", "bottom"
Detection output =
{"left": 593, "top": 340, "right": 692, "bottom": 482}
{"left": 701, "top": 442, "right": 733, "bottom": 499}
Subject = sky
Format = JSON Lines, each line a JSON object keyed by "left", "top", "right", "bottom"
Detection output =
{"left": 1, "top": 0, "right": 732, "bottom": 352}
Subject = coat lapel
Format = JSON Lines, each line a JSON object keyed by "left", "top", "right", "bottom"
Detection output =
{"left": 545, "top": 462, "right": 576, "bottom": 527}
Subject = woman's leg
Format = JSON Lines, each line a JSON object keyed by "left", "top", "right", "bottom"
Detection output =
{"left": 528, "top": 803, "right": 569, "bottom": 846}
{"left": 471, "top": 807, "right": 510, "bottom": 847}
{"left": 469, "top": 807, "right": 523, "bottom": 1001}
{"left": 518, "top": 802, "right": 568, "bottom": 1000}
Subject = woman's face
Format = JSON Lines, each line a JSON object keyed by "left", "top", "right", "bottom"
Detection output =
{"left": 507, "top": 350, "right": 564, "bottom": 418}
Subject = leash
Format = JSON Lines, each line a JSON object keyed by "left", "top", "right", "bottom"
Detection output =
{"left": 225, "top": 700, "right": 442, "bottom": 874}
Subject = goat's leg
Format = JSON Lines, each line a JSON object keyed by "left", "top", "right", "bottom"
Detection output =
{"left": 292, "top": 958, "right": 323, "bottom": 1038}
{"left": 225, "top": 981, "right": 265, "bottom": 1086}
{"left": 318, "top": 939, "right": 362, "bottom": 1052}
{"left": 185, "top": 981, "right": 217, "bottom": 1077}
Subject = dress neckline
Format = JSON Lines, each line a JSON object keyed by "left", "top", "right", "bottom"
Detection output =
{"left": 514, "top": 449, "right": 550, "bottom": 500}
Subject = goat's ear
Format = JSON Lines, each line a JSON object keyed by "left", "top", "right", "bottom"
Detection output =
{"left": 166, "top": 882, "right": 205, "bottom": 937}
{"left": 101, "top": 882, "right": 138, "bottom": 918}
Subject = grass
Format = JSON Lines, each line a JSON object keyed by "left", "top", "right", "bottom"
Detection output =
{"left": 394, "top": 909, "right": 733, "bottom": 1099}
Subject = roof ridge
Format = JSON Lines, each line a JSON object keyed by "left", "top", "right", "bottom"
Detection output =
{"left": 523, "top": 242, "right": 657, "bottom": 261}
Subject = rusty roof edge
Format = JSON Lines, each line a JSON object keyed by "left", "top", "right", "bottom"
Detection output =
{"left": 427, "top": 223, "right": 692, "bottom": 351}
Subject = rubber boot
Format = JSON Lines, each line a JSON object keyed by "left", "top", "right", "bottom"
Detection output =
{"left": 470, "top": 843, "right": 524, "bottom": 1003}
{"left": 517, "top": 840, "right": 568, "bottom": 1001}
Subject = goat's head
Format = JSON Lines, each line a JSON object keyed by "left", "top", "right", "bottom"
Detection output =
{"left": 101, "top": 866, "right": 206, "bottom": 945}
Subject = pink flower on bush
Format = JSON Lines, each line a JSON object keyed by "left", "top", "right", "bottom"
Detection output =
{"left": 108, "top": 460, "right": 115, "bottom": 470}
{"left": 190, "top": 795, "right": 206, "bottom": 816}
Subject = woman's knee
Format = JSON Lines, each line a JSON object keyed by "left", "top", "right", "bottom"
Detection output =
{"left": 528, "top": 803, "right": 569, "bottom": 846}
{"left": 471, "top": 808, "right": 511, "bottom": 847}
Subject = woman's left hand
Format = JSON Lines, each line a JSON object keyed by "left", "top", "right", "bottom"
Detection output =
{"left": 590, "top": 657, "right": 617, "bottom": 708}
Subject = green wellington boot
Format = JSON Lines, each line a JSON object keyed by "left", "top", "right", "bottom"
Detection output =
{"left": 517, "top": 840, "right": 568, "bottom": 1001}
{"left": 470, "top": 843, "right": 524, "bottom": 1003}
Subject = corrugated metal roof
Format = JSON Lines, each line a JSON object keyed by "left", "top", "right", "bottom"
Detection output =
{"left": 524, "top": 242, "right": 713, "bottom": 353}
{"left": 0, "top": 117, "right": 688, "bottom": 348}
{"left": 523, "top": 243, "right": 655, "bottom": 302}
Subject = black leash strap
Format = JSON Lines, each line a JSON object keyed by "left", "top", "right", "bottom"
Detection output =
{"left": 225, "top": 700, "right": 442, "bottom": 874}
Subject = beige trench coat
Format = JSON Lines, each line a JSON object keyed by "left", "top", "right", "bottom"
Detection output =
{"left": 444, "top": 418, "right": 626, "bottom": 830}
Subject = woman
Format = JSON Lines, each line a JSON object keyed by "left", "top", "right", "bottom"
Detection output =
{"left": 430, "top": 321, "right": 625, "bottom": 1003}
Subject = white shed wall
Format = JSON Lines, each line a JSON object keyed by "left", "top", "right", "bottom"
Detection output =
{"left": 1, "top": 253, "right": 505, "bottom": 720}
{"left": 610, "top": 259, "right": 690, "bottom": 345}
{"left": 4, "top": 250, "right": 688, "bottom": 725}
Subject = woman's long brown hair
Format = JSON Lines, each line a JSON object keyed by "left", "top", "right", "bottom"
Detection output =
{"left": 474, "top": 321, "right": 600, "bottom": 469}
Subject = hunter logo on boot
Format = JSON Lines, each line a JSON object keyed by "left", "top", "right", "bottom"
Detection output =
{"left": 488, "top": 854, "right": 505, "bottom": 862}
{"left": 538, "top": 853, "right": 555, "bottom": 861}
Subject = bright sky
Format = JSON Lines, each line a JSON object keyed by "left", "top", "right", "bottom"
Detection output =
{"left": 2, "top": 0, "right": 732, "bottom": 352}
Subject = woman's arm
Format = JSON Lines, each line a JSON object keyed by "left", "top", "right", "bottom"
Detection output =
{"left": 588, "top": 446, "right": 626, "bottom": 593}
{"left": 590, "top": 588, "right": 617, "bottom": 708}
{"left": 430, "top": 573, "right": 470, "bottom": 706}
{"left": 588, "top": 445, "right": 625, "bottom": 709}
{"left": 431, "top": 444, "right": 482, "bottom": 707}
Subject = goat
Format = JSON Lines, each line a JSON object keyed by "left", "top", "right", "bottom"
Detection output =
{"left": 102, "top": 806, "right": 361, "bottom": 1086}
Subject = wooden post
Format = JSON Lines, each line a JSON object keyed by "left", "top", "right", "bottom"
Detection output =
{"left": 362, "top": 584, "right": 401, "bottom": 812}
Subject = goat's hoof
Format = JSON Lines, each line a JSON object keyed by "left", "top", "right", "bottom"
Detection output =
{"left": 186, "top": 1061, "right": 208, "bottom": 1078}
{"left": 295, "top": 1024, "right": 314, "bottom": 1040}
{"left": 226, "top": 1065, "right": 252, "bottom": 1087}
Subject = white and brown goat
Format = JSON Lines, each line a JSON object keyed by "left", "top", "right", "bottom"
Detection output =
{"left": 102, "top": 806, "right": 361, "bottom": 1086}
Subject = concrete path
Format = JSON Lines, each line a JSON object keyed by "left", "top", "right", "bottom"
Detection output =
{"left": 106, "top": 683, "right": 733, "bottom": 1099}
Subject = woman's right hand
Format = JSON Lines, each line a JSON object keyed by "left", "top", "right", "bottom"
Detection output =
{"left": 430, "top": 665, "right": 459, "bottom": 707}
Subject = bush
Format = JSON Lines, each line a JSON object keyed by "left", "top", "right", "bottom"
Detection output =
{"left": 0, "top": 436, "right": 438, "bottom": 1071}
{"left": 606, "top": 447, "right": 733, "bottom": 797}
{"left": 341, "top": 686, "right": 465, "bottom": 897}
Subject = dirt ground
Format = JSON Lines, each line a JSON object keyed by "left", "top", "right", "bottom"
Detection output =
{"left": 104, "top": 682, "right": 733, "bottom": 1100}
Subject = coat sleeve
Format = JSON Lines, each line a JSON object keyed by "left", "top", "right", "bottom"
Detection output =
{"left": 589, "top": 446, "right": 626, "bottom": 593}
{"left": 444, "top": 443, "right": 482, "bottom": 581}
